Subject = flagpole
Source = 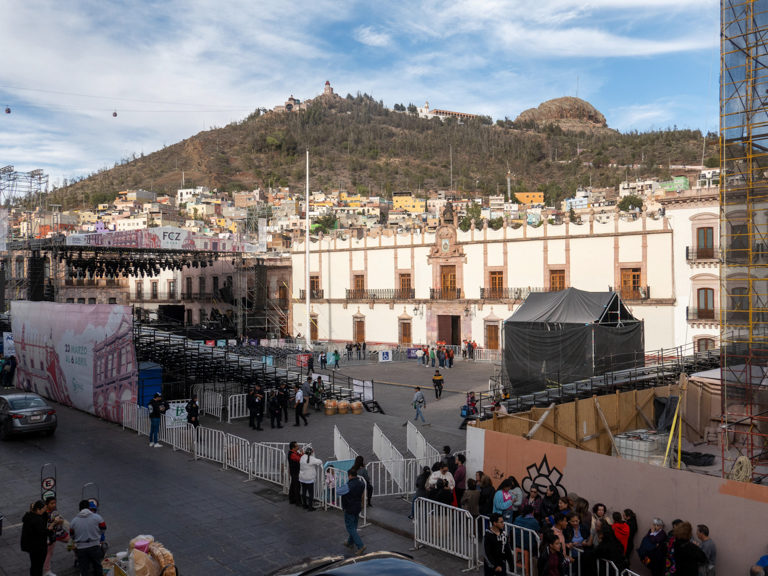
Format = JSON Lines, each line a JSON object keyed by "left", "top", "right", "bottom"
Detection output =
{"left": 305, "top": 149, "right": 312, "bottom": 351}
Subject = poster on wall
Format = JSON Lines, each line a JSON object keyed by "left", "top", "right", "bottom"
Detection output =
{"left": 3, "top": 332, "right": 16, "bottom": 356}
{"left": 378, "top": 350, "right": 392, "bottom": 362}
{"left": 11, "top": 301, "right": 138, "bottom": 424}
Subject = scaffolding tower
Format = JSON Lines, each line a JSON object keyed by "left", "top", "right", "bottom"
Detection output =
{"left": 720, "top": 0, "right": 768, "bottom": 481}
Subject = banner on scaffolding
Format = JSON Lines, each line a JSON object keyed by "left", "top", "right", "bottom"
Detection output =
{"left": 10, "top": 301, "right": 138, "bottom": 424}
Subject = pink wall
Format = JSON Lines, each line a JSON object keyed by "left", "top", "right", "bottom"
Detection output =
{"left": 479, "top": 429, "right": 768, "bottom": 575}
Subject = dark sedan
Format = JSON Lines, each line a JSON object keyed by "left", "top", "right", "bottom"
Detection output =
{"left": 268, "top": 551, "right": 444, "bottom": 576}
{"left": 0, "top": 392, "right": 57, "bottom": 439}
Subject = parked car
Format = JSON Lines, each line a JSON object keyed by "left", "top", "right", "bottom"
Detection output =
{"left": 0, "top": 391, "right": 57, "bottom": 440}
{"left": 268, "top": 551, "right": 444, "bottom": 576}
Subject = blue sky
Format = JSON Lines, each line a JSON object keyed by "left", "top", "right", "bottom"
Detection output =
{"left": 0, "top": 0, "right": 720, "bottom": 189}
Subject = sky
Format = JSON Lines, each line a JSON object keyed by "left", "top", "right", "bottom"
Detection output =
{"left": 0, "top": 0, "right": 720, "bottom": 190}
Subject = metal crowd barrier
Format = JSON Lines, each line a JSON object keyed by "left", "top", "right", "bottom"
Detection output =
{"left": 121, "top": 402, "right": 141, "bottom": 432}
{"left": 194, "top": 427, "right": 226, "bottom": 464}
{"left": 406, "top": 421, "right": 440, "bottom": 468}
{"left": 621, "top": 570, "right": 641, "bottom": 576}
{"left": 323, "top": 465, "right": 367, "bottom": 526}
{"left": 413, "top": 497, "right": 476, "bottom": 570}
{"left": 475, "top": 514, "right": 540, "bottom": 575}
{"left": 200, "top": 390, "right": 224, "bottom": 421}
{"left": 227, "top": 393, "right": 248, "bottom": 423}
{"left": 372, "top": 423, "right": 406, "bottom": 490}
{"left": 365, "top": 459, "right": 416, "bottom": 498}
{"left": 251, "top": 442, "right": 286, "bottom": 486}
{"left": 225, "top": 433, "right": 251, "bottom": 474}
{"left": 333, "top": 425, "right": 359, "bottom": 461}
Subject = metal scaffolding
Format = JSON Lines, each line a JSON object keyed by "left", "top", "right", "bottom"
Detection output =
{"left": 720, "top": 0, "right": 768, "bottom": 481}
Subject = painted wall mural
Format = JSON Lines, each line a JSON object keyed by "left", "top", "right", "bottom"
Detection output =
{"left": 11, "top": 301, "right": 138, "bottom": 423}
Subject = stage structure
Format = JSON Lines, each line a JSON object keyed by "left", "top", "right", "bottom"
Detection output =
{"left": 720, "top": 0, "right": 768, "bottom": 480}
{"left": 503, "top": 288, "right": 644, "bottom": 395}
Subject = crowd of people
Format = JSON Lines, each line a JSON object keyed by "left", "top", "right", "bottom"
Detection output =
{"left": 408, "top": 452, "right": 725, "bottom": 576}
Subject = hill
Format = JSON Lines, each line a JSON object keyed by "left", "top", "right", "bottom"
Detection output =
{"left": 48, "top": 92, "right": 718, "bottom": 209}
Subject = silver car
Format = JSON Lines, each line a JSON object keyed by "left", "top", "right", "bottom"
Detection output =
{"left": 0, "top": 392, "right": 57, "bottom": 440}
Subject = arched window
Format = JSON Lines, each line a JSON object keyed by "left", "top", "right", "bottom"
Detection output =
{"left": 697, "top": 338, "right": 716, "bottom": 352}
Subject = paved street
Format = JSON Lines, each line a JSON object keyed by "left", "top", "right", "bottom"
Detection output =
{"left": 0, "top": 358, "right": 495, "bottom": 576}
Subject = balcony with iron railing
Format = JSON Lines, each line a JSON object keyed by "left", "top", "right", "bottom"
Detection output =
{"left": 686, "top": 307, "right": 719, "bottom": 322}
{"left": 480, "top": 287, "right": 547, "bottom": 300}
{"left": 299, "top": 289, "right": 324, "bottom": 299}
{"left": 686, "top": 246, "right": 720, "bottom": 261}
{"left": 346, "top": 288, "right": 416, "bottom": 300}
{"left": 430, "top": 288, "right": 463, "bottom": 300}
{"left": 611, "top": 286, "right": 651, "bottom": 301}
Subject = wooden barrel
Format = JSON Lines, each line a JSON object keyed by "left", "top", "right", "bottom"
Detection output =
{"left": 351, "top": 401, "right": 363, "bottom": 415}
{"left": 337, "top": 400, "right": 350, "bottom": 414}
{"left": 324, "top": 399, "right": 337, "bottom": 415}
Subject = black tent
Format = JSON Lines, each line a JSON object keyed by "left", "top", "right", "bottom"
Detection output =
{"left": 503, "top": 288, "right": 644, "bottom": 394}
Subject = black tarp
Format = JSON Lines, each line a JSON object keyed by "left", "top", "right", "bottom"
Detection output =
{"left": 504, "top": 288, "right": 644, "bottom": 394}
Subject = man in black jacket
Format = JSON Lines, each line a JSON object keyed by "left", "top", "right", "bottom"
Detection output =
{"left": 21, "top": 500, "right": 49, "bottom": 576}
{"left": 483, "top": 512, "right": 507, "bottom": 575}
{"left": 148, "top": 392, "right": 169, "bottom": 448}
{"left": 338, "top": 468, "right": 366, "bottom": 555}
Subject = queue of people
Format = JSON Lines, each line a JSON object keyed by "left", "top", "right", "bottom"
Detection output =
{"left": 409, "top": 459, "right": 719, "bottom": 576}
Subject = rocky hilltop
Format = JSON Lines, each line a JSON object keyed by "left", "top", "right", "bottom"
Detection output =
{"left": 515, "top": 97, "right": 612, "bottom": 133}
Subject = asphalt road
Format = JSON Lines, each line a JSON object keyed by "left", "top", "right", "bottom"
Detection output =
{"left": 0, "top": 358, "right": 495, "bottom": 576}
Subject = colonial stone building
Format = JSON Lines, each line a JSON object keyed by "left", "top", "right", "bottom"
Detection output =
{"left": 290, "top": 190, "right": 720, "bottom": 353}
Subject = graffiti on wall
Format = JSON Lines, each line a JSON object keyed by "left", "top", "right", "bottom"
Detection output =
{"left": 520, "top": 455, "right": 568, "bottom": 497}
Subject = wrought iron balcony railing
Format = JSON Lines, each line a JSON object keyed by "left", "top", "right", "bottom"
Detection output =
{"left": 430, "top": 288, "right": 463, "bottom": 300}
{"left": 611, "top": 286, "right": 651, "bottom": 300}
{"left": 686, "top": 307, "right": 719, "bottom": 321}
{"left": 346, "top": 288, "right": 415, "bottom": 300}
{"left": 299, "top": 289, "right": 324, "bottom": 299}
{"left": 686, "top": 246, "right": 720, "bottom": 261}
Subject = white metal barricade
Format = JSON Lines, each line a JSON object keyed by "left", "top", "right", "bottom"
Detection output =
{"left": 333, "top": 425, "right": 359, "bottom": 461}
{"left": 227, "top": 394, "right": 249, "bottom": 423}
{"left": 413, "top": 497, "right": 475, "bottom": 570}
{"left": 136, "top": 406, "right": 150, "bottom": 437}
{"left": 406, "top": 421, "right": 440, "bottom": 468}
{"left": 596, "top": 559, "right": 621, "bottom": 576}
{"left": 323, "top": 466, "right": 367, "bottom": 525}
{"left": 475, "top": 514, "right": 540, "bottom": 574}
{"left": 507, "top": 521, "right": 540, "bottom": 576}
{"left": 194, "top": 426, "right": 226, "bottom": 465}
{"left": 225, "top": 433, "right": 252, "bottom": 475}
{"left": 372, "top": 423, "right": 406, "bottom": 490}
{"left": 121, "top": 402, "right": 141, "bottom": 432}
{"left": 169, "top": 424, "right": 195, "bottom": 453}
{"left": 365, "top": 459, "right": 412, "bottom": 498}
{"left": 621, "top": 570, "right": 642, "bottom": 576}
{"left": 251, "top": 442, "right": 286, "bottom": 487}
{"left": 201, "top": 390, "right": 224, "bottom": 421}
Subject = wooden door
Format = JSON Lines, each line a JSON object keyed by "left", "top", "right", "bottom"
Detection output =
{"left": 485, "top": 324, "right": 499, "bottom": 350}
{"left": 354, "top": 319, "right": 365, "bottom": 343}
{"left": 441, "top": 265, "right": 457, "bottom": 299}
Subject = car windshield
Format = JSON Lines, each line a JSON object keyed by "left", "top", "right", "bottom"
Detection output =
{"left": 8, "top": 397, "right": 47, "bottom": 410}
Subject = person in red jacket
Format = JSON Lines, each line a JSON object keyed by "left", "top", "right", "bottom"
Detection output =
{"left": 611, "top": 511, "right": 630, "bottom": 555}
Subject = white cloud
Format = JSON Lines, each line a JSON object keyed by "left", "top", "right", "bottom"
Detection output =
{"left": 354, "top": 26, "right": 391, "bottom": 47}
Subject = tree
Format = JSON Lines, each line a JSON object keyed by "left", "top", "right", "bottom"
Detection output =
{"left": 407, "top": 103, "right": 417, "bottom": 115}
{"left": 488, "top": 216, "right": 504, "bottom": 230}
{"left": 703, "top": 156, "right": 719, "bottom": 168}
{"left": 313, "top": 213, "right": 337, "bottom": 233}
{"left": 459, "top": 201, "right": 482, "bottom": 231}
{"left": 618, "top": 194, "right": 644, "bottom": 212}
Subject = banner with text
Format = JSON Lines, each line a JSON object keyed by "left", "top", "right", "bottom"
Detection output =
{"left": 11, "top": 301, "right": 138, "bottom": 423}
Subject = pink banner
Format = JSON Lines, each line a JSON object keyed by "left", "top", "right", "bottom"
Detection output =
{"left": 11, "top": 302, "right": 138, "bottom": 423}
